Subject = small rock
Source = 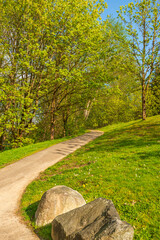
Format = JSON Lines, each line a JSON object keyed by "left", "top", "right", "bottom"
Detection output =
{"left": 51, "top": 198, "right": 134, "bottom": 240}
{"left": 35, "top": 185, "right": 86, "bottom": 226}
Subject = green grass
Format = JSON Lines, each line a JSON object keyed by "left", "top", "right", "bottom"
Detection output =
{"left": 21, "top": 115, "right": 160, "bottom": 240}
{"left": 0, "top": 134, "right": 84, "bottom": 169}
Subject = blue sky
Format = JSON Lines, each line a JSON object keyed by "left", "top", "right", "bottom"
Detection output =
{"left": 101, "top": 0, "right": 132, "bottom": 20}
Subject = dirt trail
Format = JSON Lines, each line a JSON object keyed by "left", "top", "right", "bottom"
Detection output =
{"left": 0, "top": 131, "right": 103, "bottom": 240}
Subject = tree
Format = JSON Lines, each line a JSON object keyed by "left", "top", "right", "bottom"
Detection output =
{"left": 118, "top": 0, "right": 160, "bottom": 120}
{"left": 33, "top": 0, "right": 108, "bottom": 140}
{"left": 0, "top": 0, "right": 108, "bottom": 148}
{"left": 0, "top": 0, "right": 56, "bottom": 148}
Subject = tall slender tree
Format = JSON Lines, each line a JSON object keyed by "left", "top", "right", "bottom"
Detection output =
{"left": 118, "top": 0, "right": 160, "bottom": 120}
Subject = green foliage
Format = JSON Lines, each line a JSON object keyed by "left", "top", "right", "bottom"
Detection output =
{"left": 84, "top": 18, "right": 141, "bottom": 128}
{"left": 21, "top": 115, "right": 160, "bottom": 240}
{"left": 0, "top": 0, "right": 53, "bottom": 148}
{"left": 0, "top": 0, "right": 108, "bottom": 148}
{"left": 86, "top": 84, "right": 141, "bottom": 128}
{"left": 146, "top": 67, "right": 160, "bottom": 116}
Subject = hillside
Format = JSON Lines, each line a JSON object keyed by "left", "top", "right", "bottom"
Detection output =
{"left": 21, "top": 115, "right": 159, "bottom": 239}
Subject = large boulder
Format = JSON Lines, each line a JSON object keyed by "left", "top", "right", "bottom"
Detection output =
{"left": 35, "top": 185, "right": 86, "bottom": 226}
{"left": 51, "top": 198, "right": 134, "bottom": 240}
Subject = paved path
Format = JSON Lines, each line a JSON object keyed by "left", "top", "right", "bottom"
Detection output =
{"left": 0, "top": 131, "right": 103, "bottom": 240}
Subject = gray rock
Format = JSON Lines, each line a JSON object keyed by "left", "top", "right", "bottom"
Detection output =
{"left": 51, "top": 198, "right": 134, "bottom": 240}
{"left": 35, "top": 185, "right": 86, "bottom": 226}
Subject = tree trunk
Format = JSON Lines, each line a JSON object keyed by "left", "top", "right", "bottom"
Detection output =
{"left": 50, "top": 96, "right": 56, "bottom": 140}
{"left": 142, "top": 14, "right": 146, "bottom": 121}
{"left": 62, "top": 111, "right": 69, "bottom": 137}
{"left": 50, "top": 115, "right": 55, "bottom": 140}
{"left": 0, "top": 134, "right": 5, "bottom": 151}
{"left": 142, "top": 80, "right": 146, "bottom": 120}
{"left": 84, "top": 100, "right": 93, "bottom": 120}
{"left": 63, "top": 118, "right": 68, "bottom": 137}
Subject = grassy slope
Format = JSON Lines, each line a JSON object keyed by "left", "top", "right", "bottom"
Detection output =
{"left": 0, "top": 134, "right": 85, "bottom": 169}
{"left": 21, "top": 115, "right": 160, "bottom": 240}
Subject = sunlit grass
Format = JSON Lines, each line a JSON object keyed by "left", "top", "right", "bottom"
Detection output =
{"left": 21, "top": 115, "right": 160, "bottom": 240}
